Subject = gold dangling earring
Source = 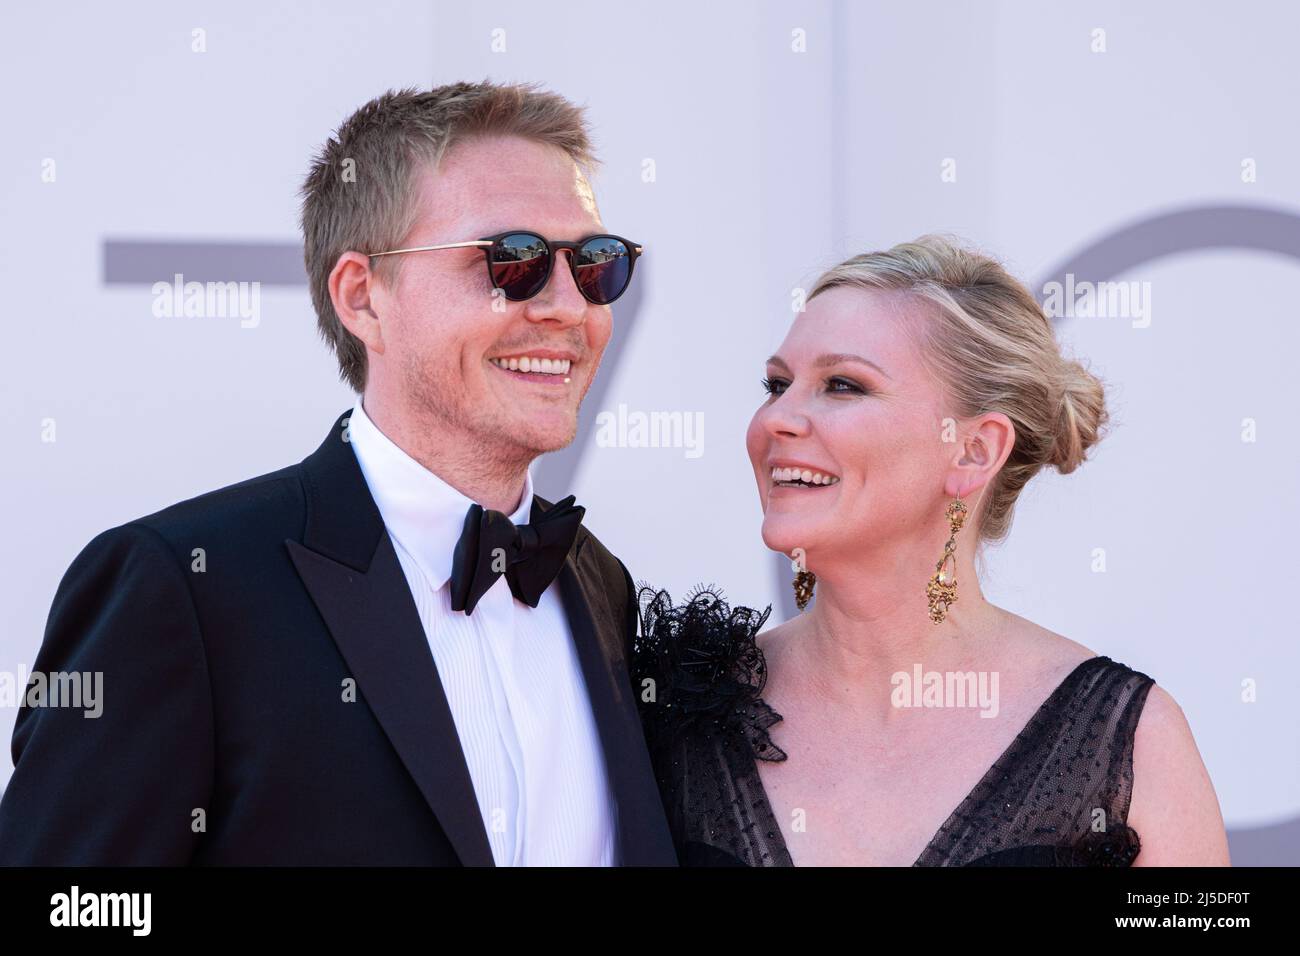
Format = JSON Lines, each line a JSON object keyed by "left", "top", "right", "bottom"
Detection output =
{"left": 793, "top": 568, "right": 816, "bottom": 611}
{"left": 926, "top": 496, "right": 967, "bottom": 625}
{"left": 790, "top": 549, "right": 815, "bottom": 611}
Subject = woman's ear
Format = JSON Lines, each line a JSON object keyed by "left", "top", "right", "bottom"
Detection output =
{"left": 945, "top": 412, "right": 1015, "bottom": 499}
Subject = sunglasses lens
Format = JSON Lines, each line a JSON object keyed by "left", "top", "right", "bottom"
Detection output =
{"left": 575, "top": 237, "right": 633, "bottom": 304}
{"left": 490, "top": 233, "right": 551, "bottom": 299}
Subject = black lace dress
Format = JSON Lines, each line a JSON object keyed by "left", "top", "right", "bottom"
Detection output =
{"left": 631, "top": 586, "right": 1157, "bottom": 867}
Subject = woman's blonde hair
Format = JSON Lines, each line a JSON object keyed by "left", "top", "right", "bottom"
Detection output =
{"left": 808, "top": 234, "right": 1110, "bottom": 544}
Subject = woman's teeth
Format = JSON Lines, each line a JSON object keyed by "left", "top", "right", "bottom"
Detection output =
{"left": 490, "top": 356, "right": 572, "bottom": 375}
{"left": 771, "top": 467, "right": 840, "bottom": 487}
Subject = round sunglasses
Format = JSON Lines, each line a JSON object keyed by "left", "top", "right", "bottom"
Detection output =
{"left": 368, "top": 230, "right": 643, "bottom": 305}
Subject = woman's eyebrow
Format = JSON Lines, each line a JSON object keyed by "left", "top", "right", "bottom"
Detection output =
{"left": 814, "top": 352, "right": 891, "bottom": 379}
{"left": 765, "top": 353, "right": 891, "bottom": 379}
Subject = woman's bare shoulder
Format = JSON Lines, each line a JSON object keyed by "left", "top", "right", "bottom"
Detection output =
{"left": 1004, "top": 613, "right": 1229, "bottom": 863}
{"left": 991, "top": 608, "right": 1101, "bottom": 682}
{"left": 754, "top": 615, "right": 801, "bottom": 658}
{"left": 1127, "top": 682, "right": 1231, "bottom": 865}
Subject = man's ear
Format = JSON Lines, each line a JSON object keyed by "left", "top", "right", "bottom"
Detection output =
{"left": 328, "top": 251, "right": 386, "bottom": 355}
{"left": 945, "top": 412, "right": 1015, "bottom": 499}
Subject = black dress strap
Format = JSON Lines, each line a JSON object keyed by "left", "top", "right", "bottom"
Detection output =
{"left": 916, "top": 656, "right": 1156, "bottom": 867}
{"left": 632, "top": 585, "right": 793, "bottom": 866}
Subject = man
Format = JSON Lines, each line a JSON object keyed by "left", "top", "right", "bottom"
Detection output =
{"left": 0, "top": 82, "right": 675, "bottom": 866}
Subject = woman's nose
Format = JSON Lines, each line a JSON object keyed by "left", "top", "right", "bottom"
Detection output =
{"left": 760, "top": 392, "right": 812, "bottom": 438}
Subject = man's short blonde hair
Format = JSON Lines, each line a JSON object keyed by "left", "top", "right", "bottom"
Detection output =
{"left": 300, "top": 82, "right": 598, "bottom": 392}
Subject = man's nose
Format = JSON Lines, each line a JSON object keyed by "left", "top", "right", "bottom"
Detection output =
{"left": 523, "top": 249, "right": 589, "bottom": 326}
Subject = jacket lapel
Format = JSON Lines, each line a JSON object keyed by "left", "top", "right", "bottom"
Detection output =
{"left": 553, "top": 527, "right": 678, "bottom": 866}
{"left": 286, "top": 409, "right": 494, "bottom": 867}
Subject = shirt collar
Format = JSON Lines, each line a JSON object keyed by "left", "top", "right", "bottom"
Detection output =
{"left": 346, "top": 398, "right": 535, "bottom": 591}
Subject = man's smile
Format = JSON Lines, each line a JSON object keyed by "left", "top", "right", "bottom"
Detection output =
{"left": 488, "top": 349, "right": 578, "bottom": 386}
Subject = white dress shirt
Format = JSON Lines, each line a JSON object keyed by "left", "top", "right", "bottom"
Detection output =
{"left": 346, "top": 398, "right": 617, "bottom": 866}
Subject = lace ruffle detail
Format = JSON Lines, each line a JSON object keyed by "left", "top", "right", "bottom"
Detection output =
{"left": 632, "top": 585, "right": 787, "bottom": 762}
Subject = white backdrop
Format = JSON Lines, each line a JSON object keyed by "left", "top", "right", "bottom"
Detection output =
{"left": 2, "top": 0, "right": 1296, "bottom": 863}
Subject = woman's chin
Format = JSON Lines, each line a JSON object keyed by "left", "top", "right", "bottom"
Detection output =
{"left": 760, "top": 517, "right": 816, "bottom": 558}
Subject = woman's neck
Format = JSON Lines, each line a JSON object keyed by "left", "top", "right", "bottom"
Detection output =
{"left": 782, "top": 544, "right": 1007, "bottom": 721}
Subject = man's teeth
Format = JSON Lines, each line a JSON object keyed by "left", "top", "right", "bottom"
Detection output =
{"left": 489, "top": 356, "right": 572, "bottom": 375}
{"left": 770, "top": 467, "right": 840, "bottom": 486}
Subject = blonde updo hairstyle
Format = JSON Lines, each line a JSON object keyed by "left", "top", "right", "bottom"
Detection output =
{"left": 808, "top": 234, "right": 1110, "bottom": 545}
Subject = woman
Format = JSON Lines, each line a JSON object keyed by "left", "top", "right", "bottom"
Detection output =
{"left": 633, "top": 235, "right": 1229, "bottom": 866}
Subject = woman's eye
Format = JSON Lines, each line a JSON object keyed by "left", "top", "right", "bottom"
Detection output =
{"left": 763, "top": 375, "right": 867, "bottom": 397}
{"left": 827, "top": 376, "right": 867, "bottom": 395}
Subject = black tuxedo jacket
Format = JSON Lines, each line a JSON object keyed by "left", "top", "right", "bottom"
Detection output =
{"left": 0, "top": 409, "right": 676, "bottom": 866}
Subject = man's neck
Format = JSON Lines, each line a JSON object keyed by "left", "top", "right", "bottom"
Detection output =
{"left": 359, "top": 394, "right": 531, "bottom": 514}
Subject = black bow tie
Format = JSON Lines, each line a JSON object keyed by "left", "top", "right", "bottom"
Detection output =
{"left": 449, "top": 494, "right": 585, "bottom": 615}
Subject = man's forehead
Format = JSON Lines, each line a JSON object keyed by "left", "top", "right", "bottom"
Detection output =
{"left": 456, "top": 182, "right": 602, "bottom": 234}
{"left": 412, "top": 143, "right": 602, "bottom": 238}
